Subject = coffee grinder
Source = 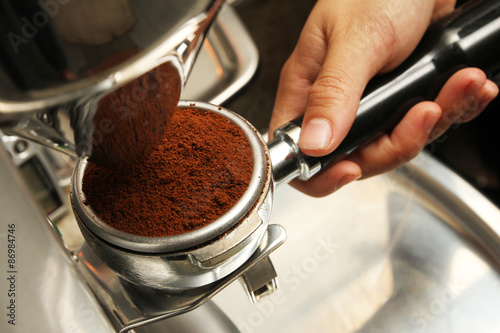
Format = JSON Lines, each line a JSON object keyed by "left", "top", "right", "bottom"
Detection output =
{"left": 1, "top": 0, "right": 500, "bottom": 332}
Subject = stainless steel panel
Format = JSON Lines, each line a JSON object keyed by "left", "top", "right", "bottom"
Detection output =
{"left": 213, "top": 152, "right": 500, "bottom": 333}
{"left": 0, "top": 148, "right": 115, "bottom": 333}
{"left": 182, "top": 5, "right": 258, "bottom": 104}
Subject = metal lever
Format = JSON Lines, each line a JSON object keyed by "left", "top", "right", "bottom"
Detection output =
{"left": 240, "top": 256, "right": 279, "bottom": 303}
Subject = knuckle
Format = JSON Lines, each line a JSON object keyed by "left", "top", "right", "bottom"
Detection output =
{"left": 309, "top": 74, "right": 350, "bottom": 106}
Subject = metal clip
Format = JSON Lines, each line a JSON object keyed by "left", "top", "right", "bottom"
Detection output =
{"left": 240, "top": 256, "right": 278, "bottom": 303}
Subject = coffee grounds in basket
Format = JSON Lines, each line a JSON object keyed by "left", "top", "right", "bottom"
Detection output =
{"left": 82, "top": 107, "right": 253, "bottom": 237}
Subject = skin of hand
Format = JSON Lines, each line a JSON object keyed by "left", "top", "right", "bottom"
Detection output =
{"left": 269, "top": 0, "right": 499, "bottom": 197}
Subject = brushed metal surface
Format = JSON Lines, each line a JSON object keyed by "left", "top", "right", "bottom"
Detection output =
{"left": 213, "top": 152, "right": 500, "bottom": 333}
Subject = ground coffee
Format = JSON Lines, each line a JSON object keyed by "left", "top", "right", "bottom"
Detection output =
{"left": 89, "top": 62, "right": 181, "bottom": 169}
{"left": 82, "top": 107, "right": 254, "bottom": 237}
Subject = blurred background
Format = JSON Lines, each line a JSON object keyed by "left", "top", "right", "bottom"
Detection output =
{"left": 224, "top": 0, "right": 500, "bottom": 206}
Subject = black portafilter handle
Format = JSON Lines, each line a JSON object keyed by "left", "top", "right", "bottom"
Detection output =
{"left": 268, "top": 0, "right": 500, "bottom": 188}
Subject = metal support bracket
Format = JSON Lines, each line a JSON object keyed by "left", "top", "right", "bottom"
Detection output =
{"left": 75, "top": 224, "right": 286, "bottom": 333}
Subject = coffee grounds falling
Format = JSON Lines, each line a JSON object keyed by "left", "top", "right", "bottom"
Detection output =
{"left": 82, "top": 107, "right": 254, "bottom": 237}
{"left": 89, "top": 62, "right": 181, "bottom": 169}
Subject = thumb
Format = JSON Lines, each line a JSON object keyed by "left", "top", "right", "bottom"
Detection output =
{"left": 297, "top": 39, "right": 379, "bottom": 157}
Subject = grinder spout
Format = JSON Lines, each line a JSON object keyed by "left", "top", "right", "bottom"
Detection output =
{"left": 0, "top": 0, "right": 225, "bottom": 164}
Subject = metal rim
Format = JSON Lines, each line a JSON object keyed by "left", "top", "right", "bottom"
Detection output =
{"left": 72, "top": 101, "right": 268, "bottom": 253}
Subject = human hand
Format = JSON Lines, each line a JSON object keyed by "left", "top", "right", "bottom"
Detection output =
{"left": 269, "top": 0, "right": 499, "bottom": 197}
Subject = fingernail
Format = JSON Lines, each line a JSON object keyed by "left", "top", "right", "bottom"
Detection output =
{"left": 465, "top": 80, "right": 484, "bottom": 98}
{"left": 462, "top": 81, "right": 498, "bottom": 123}
{"left": 478, "top": 80, "right": 499, "bottom": 103}
{"left": 298, "top": 117, "right": 333, "bottom": 150}
{"left": 335, "top": 173, "right": 361, "bottom": 191}
{"left": 423, "top": 110, "right": 441, "bottom": 134}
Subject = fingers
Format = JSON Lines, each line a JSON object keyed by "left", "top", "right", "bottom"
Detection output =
{"left": 347, "top": 102, "right": 442, "bottom": 179}
{"left": 461, "top": 80, "right": 499, "bottom": 122}
{"left": 297, "top": 68, "right": 498, "bottom": 197}
{"left": 346, "top": 68, "right": 498, "bottom": 179}
{"left": 291, "top": 100, "right": 432, "bottom": 197}
{"left": 290, "top": 160, "right": 362, "bottom": 198}
{"left": 296, "top": 39, "right": 374, "bottom": 156}
{"left": 269, "top": 14, "right": 327, "bottom": 138}
{"left": 268, "top": 52, "right": 319, "bottom": 139}
{"left": 432, "top": 0, "right": 457, "bottom": 22}
{"left": 430, "top": 68, "right": 499, "bottom": 141}
{"left": 269, "top": 0, "right": 498, "bottom": 198}
{"left": 295, "top": 15, "right": 393, "bottom": 157}
{"left": 270, "top": 7, "right": 376, "bottom": 153}
{"left": 273, "top": 0, "right": 437, "bottom": 158}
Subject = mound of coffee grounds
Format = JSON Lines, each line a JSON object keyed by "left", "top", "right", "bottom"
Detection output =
{"left": 82, "top": 107, "right": 254, "bottom": 237}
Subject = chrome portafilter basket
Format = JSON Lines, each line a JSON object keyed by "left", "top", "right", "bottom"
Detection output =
{"left": 72, "top": 101, "right": 278, "bottom": 292}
